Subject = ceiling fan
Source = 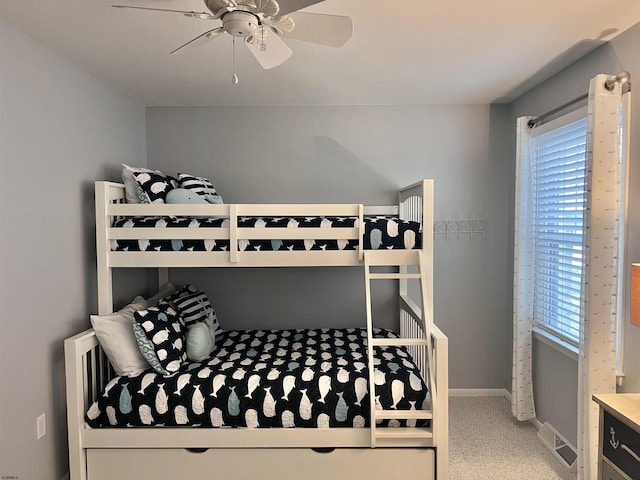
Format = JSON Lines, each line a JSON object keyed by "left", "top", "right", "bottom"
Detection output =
{"left": 112, "top": 0, "right": 353, "bottom": 70}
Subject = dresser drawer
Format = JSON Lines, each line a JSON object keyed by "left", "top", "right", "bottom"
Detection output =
{"left": 603, "top": 412, "right": 640, "bottom": 480}
{"left": 602, "top": 458, "right": 633, "bottom": 480}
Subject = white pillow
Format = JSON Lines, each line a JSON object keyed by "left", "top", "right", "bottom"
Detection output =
{"left": 91, "top": 296, "right": 150, "bottom": 377}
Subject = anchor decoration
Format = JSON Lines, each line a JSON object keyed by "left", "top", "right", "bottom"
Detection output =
{"left": 609, "top": 426, "right": 620, "bottom": 449}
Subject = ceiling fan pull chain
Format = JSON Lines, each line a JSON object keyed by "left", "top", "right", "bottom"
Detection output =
{"left": 259, "top": 26, "right": 266, "bottom": 51}
{"left": 232, "top": 36, "right": 239, "bottom": 84}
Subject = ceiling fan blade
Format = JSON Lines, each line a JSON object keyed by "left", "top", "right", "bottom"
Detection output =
{"left": 170, "top": 27, "right": 225, "bottom": 55}
{"left": 276, "top": 12, "right": 352, "bottom": 47}
{"left": 273, "top": 0, "right": 324, "bottom": 16}
{"left": 112, "top": 5, "right": 216, "bottom": 19}
{"left": 245, "top": 30, "right": 292, "bottom": 69}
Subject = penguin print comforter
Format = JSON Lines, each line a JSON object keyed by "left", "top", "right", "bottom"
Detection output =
{"left": 86, "top": 328, "right": 429, "bottom": 429}
{"left": 110, "top": 216, "right": 422, "bottom": 252}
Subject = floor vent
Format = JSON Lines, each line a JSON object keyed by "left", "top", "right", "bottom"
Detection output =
{"left": 537, "top": 422, "right": 577, "bottom": 471}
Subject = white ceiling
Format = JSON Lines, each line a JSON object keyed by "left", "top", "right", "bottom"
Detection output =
{"left": 1, "top": 0, "right": 639, "bottom": 106}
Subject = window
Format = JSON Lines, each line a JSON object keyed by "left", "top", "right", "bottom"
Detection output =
{"left": 528, "top": 109, "right": 587, "bottom": 346}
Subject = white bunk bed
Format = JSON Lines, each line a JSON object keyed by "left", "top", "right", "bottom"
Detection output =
{"left": 65, "top": 179, "right": 449, "bottom": 480}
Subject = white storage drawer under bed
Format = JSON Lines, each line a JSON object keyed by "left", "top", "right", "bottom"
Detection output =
{"left": 87, "top": 447, "right": 435, "bottom": 480}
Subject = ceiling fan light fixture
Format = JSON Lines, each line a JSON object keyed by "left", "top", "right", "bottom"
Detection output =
{"left": 222, "top": 10, "right": 258, "bottom": 37}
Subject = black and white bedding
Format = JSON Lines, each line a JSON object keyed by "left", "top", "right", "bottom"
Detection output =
{"left": 110, "top": 216, "right": 422, "bottom": 252}
{"left": 86, "top": 327, "right": 428, "bottom": 429}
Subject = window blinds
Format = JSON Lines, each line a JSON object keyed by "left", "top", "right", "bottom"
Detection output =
{"left": 530, "top": 115, "right": 588, "bottom": 345}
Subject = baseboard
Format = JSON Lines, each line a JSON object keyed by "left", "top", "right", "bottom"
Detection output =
{"left": 449, "top": 388, "right": 510, "bottom": 398}
{"left": 529, "top": 417, "right": 543, "bottom": 430}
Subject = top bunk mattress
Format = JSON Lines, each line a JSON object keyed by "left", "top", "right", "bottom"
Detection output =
{"left": 111, "top": 215, "right": 422, "bottom": 252}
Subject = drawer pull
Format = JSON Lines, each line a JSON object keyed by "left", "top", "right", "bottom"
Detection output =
{"left": 311, "top": 448, "right": 335, "bottom": 454}
{"left": 185, "top": 448, "right": 209, "bottom": 454}
{"left": 621, "top": 444, "right": 640, "bottom": 464}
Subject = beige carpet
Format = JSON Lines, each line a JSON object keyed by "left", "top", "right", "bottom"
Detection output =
{"left": 449, "top": 396, "right": 576, "bottom": 480}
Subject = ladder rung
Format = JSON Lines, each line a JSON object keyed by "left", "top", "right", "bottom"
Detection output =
{"left": 370, "top": 338, "right": 428, "bottom": 347}
{"left": 375, "top": 427, "right": 433, "bottom": 439}
{"left": 368, "top": 273, "right": 422, "bottom": 280}
{"left": 364, "top": 250, "right": 422, "bottom": 266}
{"left": 375, "top": 410, "right": 433, "bottom": 420}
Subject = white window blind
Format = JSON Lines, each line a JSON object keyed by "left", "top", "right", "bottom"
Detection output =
{"left": 529, "top": 111, "right": 587, "bottom": 345}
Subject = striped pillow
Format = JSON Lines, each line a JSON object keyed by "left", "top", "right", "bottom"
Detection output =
{"left": 177, "top": 173, "right": 223, "bottom": 204}
{"left": 167, "top": 285, "right": 222, "bottom": 338}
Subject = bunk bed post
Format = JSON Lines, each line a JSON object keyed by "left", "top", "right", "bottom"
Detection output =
{"left": 158, "top": 267, "right": 169, "bottom": 289}
{"left": 358, "top": 204, "right": 364, "bottom": 262}
{"left": 422, "top": 180, "right": 434, "bottom": 326}
{"left": 363, "top": 252, "right": 378, "bottom": 447}
{"left": 421, "top": 180, "right": 447, "bottom": 477}
{"left": 95, "top": 182, "right": 114, "bottom": 315}
{"left": 432, "top": 325, "right": 449, "bottom": 479}
{"left": 398, "top": 179, "right": 433, "bottom": 301}
{"left": 230, "top": 204, "right": 238, "bottom": 263}
{"left": 65, "top": 334, "right": 88, "bottom": 480}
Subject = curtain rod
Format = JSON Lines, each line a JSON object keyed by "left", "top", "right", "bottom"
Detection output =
{"left": 528, "top": 71, "right": 631, "bottom": 129}
{"left": 527, "top": 94, "right": 588, "bottom": 129}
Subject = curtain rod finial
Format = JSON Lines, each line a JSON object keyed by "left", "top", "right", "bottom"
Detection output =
{"left": 605, "top": 71, "right": 631, "bottom": 91}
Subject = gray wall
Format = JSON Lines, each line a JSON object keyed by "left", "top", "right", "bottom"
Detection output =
{"left": 0, "top": 21, "right": 148, "bottom": 480}
{"left": 506, "top": 21, "right": 640, "bottom": 444}
{"left": 146, "top": 105, "right": 512, "bottom": 389}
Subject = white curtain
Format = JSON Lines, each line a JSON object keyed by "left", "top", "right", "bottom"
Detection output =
{"left": 512, "top": 116, "right": 537, "bottom": 421}
{"left": 512, "top": 74, "right": 628, "bottom": 479}
{"left": 577, "top": 74, "right": 627, "bottom": 480}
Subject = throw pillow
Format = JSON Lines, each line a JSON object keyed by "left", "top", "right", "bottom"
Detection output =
{"left": 165, "top": 188, "right": 208, "bottom": 204}
{"left": 133, "top": 170, "right": 177, "bottom": 204}
{"left": 185, "top": 321, "right": 215, "bottom": 362}
{"left": 121, "top": 164, "right": 158, "bottom": 204}
{"left": 177, "top": 173, "right": 223, "bottom": 204}
{"left": 166, "top": 284, "right": 222, "bottom": 337}
{"left": 133, "top": 302, "right": 186, "bottom": 376}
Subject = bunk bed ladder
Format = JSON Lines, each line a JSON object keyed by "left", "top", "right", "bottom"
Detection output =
{"left": 364, "top": 249, "right": 435, "bottom": 448}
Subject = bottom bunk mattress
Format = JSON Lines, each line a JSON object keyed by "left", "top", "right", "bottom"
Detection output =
{"left": 86, "top": 327, "right": 429, "bottom": 429}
